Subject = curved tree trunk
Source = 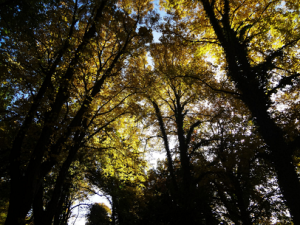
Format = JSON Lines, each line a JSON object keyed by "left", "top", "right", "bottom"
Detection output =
{"left": 200, "top": 0, "right": 300, "bottom": 223}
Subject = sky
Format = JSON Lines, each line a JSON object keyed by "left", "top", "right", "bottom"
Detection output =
{"left": 68, "top": 193, "right": 111, "bottom": 225}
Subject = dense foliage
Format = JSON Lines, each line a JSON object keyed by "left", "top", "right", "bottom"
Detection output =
{"left": 0, "top": 0, "right": 299, "bottom": 224}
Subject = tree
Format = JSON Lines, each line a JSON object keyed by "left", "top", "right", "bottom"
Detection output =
{"left": 137, "top": 39, "right": 228, "bottom": 224}
{"left": 86, "top": 203, "right": 112, "bottom": 225}
{"left": 1, "top": 0, "right": 154, "bottom": 224}
{"left": 0, "top": 0, "right": 55, "bottom": 37}
{"left": 85, "top": 122, "right": 148, "bottom": 225}
{"left": 2, "top": 0, "right": 299, "bottom": 223}
{"left": 161, "top": 0, "right": 300, "bottom": 223}
{"left": 206, "top": 110, "right": 290, "bottom": 224}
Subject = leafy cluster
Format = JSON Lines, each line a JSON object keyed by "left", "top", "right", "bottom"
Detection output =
{"left": 0, "top": 0, "right": 299, "bottom": 224}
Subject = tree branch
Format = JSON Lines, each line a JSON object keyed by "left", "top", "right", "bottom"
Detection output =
{"left": 267, "top": 73, "right": 300, "bottom": 97}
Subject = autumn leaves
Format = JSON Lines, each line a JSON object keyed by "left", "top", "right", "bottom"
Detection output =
{"left": 1, "top": 0, "right": 300, "bottom": 224}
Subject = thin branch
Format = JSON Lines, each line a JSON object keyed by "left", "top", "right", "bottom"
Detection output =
{"left": 267, "top": 73, "right": 300, "bottom": 97}
{"left": 70, "top": 203, "right": 91, "bottom": 211}
{"left": 174, "top": 75, "right": 242, "bottom": 96}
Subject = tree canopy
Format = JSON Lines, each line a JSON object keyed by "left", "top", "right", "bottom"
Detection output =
{"left": 0, "top": 0, "right": 299, "bottom": 224}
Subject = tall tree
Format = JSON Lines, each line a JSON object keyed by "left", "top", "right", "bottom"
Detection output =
{"left": 1, "top": 0, "right": 153, "bottom": 224}
{"left": 161, "top": 0, "right": 300, "bottom": 222}
{"left": 138, "top": 39, "right": 227, "bottom": 224}
{"left": 207, "top": 110, "right": 290, "bottom": 224}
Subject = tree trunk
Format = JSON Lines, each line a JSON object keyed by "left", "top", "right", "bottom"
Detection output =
{"left": 5, "top": 171, "right": 36, "bottom": 225}
{"left": 200, "top": 0, "right": 300, "bottom": 222}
